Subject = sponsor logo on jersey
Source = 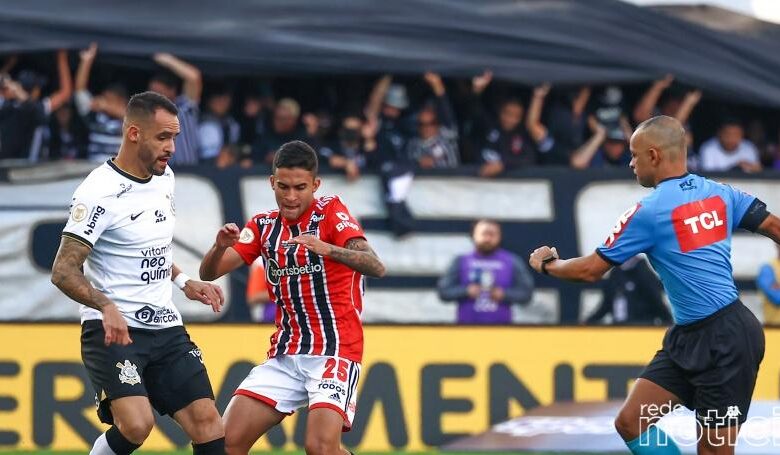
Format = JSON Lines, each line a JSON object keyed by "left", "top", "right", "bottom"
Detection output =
{"left": 257, "top": 217, "right": 275, "bottom": 225}
{"left": 71, "top": 203, "right": 88, "bottom": 222}
{"left": 130, "top": 211, "right": 144, "bottom": 221}
{"left": 672, "top": 196, "right": 728, "bottom": 253}
{"left": 318, "top": 380, "right": 346, "bottom": 395}
{"left": 154, "top": 209, "right": 166, "bottom": 223}
{"left": 265, "top": 257, "right": 323, "bottom": 285}
{"left": 604, "top": 203, "right": 641, "bottom": 248}
{"left": 134, "top": 305, "right": 179, "bottom": 324}
{"left": 329, "top": 393, "right": 341, "bottom": 401}
{"left": 335, "top": 211, "right": 360, "bottom": 232}
{"left": 310, "top": 213, "right": 325, "bottom": 223}
{"left": 116, "top": 360, "right": 141, "bottom": 385}
{"left": 116, "top": 183, "right": 133, "bottom": 198}
{"left": 189, "top": 348, "right": 204, "bottom": 364}
{"left": 679, "top": 178, "right": 696, "bottom": 191}
{"left": 83, "top": 205, "right": 106, "bottom": 235}
{"left": 239, "top": 227, "right": 255, "bottom": 244}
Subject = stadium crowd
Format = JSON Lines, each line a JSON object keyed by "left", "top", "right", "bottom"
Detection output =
{"left": 2, "top": 48, "right": 780, "bottom": 175}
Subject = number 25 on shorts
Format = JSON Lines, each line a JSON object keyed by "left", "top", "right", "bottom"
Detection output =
{"left": 322, "top": 358, "right": 348, "bottom": 381}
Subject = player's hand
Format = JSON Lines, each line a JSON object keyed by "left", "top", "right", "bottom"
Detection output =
{"left": 102, "top": 303, "right": 132, "bottom": 346}
{"left": 655, "top": 74, "right": 674, "bottom": 89}
{"left": 423, "top": 72, "right": 445, "bottom": 96}
{"left": 529, "top": 246, "right": 559, "bottom": 273}
{"left": 183, "top": 280, "right": 224, "bottom": 313}
{"left": 216, "top": 223, "right": 241, "bottom": 248}
{"left": 287, "top": 234, "right": 331, "bottom": 256}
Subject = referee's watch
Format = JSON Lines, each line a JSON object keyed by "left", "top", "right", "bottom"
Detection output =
{"left": 541, "top": 256, "right": 558, "bottom": 275}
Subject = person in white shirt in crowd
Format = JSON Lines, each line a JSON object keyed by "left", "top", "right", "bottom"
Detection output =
{"left": 699, "top": 118, "right": 762, "bottom": 173}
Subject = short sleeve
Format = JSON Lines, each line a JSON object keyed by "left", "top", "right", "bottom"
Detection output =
{"left": 724, "top": 184, "right": 769, "bottom": 232}
{"left": 322, "top": 197, "right": 366, "bottom": 248}
{"left": 596, "top": 202, "right": 654, "bottom": 266}
{"left": 231, "top": 218, "right": 263, "bottom": 265}
{"left": 62, "top": 190, "right": 115, "bottom": 248}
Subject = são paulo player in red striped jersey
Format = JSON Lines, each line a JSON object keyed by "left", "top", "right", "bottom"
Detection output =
{"left": 199, "top": 140, "right": 385, "bottom": 455}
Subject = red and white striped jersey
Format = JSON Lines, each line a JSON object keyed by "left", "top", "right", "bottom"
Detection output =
{"left": 232, "top": 195, "right": 367, "bottom": 362}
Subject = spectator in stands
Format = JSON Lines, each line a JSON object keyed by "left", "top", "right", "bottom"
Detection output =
{"left": 757, "top": 244, "right": 780, "bottom": 326}
{"left": 406, "top": 72, "right": 460, "bottom": 169}
{"left": 319, "top": 114, "right": 374, "bottom": 181}
{"left": 526, "top": 83, "right": 591, "bottom": 167}
{"left": 633, "top": 74, "right": 702, "bottom": 163}
{"left": 570, "top": 116, "right": 632, "bottom": 169}
{"left": 438, "top": 219, "right": 534, "bottom": 324}
{"left": 586, "top": 256, "right": 672, "bottom": 325}
{"left": 364, "top": 75, "right": 416, "bottom": 237}
{"left": 246, "top": 260, "right": 275, "bottom": 323}
{"left": 765, "top": 129, "right": 780, "bottom": 171}
{"left": 0, "top": 50, "right": 71, "bottom": 161}
{"left": 198, "top": 83, "right": 240, "bottom": 167}
{"left": 239, "top": 82, "right": 274, "bottom": 149}
{"left": 247, "top": 98, "right": 307, "bottom": 165}
{"left": 699, "top": 118, "right": 762, "bottom": 172}
{"left": 149, "top": 52, "right": 202, "bottom": 166}
{"left": 74, "top": 43, "right": 127, "bottom": 162}
{"left": 466, "top": 71, "right": 539, "bottom": 177}
{"left": 633, "top": 74, "right": 702, "bottom": 126}
{"left": 48, "top": 102, "right": 87, "bottom": 160}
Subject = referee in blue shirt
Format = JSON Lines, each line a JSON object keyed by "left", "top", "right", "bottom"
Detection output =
{"left": 530, "top": 116, "right": 780, "bottom": 455}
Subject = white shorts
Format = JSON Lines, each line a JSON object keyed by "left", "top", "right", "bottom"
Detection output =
{"left": 234, "top": 355, "right": 361, "bottom": 430}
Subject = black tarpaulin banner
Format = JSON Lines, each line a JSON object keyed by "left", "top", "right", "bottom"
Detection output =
{"left": 2, "top": 0, "right": 780, "bottom": 106}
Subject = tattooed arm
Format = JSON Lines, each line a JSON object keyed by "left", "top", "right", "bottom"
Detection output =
{"left": 328, "top": 237, "right": 386, "bottom": 278}
{"left": 51, "top": 236, "right": 131, "bottom": 345}
{"left": 288, "top": 235, "right": 386, "bottom": 278}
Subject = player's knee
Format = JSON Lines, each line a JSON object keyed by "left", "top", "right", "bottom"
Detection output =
{"left": 304, "top": 434, "right": 340, "bottom": 455}
{"left": 189, "top": 405, "right": 224, "bottom": 442}
{"left": 614, "top": 408, "right": 639, "bottom": 441}
{"left": 224, "top": 424, "right": 251, "bottom": 455}
{"left": 116, "top": 417, "right": 154, "bottom": 444}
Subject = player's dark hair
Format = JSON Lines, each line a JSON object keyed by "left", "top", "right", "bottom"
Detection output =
{"left": 126, "top": 91, "right": 178, "bottom": 120}
{"left": 471, "top": 218, "right": 501, "bottom": 236}
{"left": 273, "top": 140, "right": 319, "bottom": 175}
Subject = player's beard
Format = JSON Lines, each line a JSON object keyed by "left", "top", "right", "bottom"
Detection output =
{"left": 139, "top": 143, "right": 167, "bottom": 176}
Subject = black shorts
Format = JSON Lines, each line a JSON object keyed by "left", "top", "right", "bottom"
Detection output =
{"left": 81, "top": 320, "right": 215, "bottom": 424}
{"left": 640, "top": 300, "right": 765, "bottom": 428}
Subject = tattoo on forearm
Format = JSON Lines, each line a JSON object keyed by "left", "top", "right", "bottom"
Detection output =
{"left": 328, "top": 238, "right": 386, "bottom": 277}
{"left": 51, "top": 237, "right": 113, "bottom": 311}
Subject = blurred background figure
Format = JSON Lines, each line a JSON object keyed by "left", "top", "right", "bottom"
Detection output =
{"left": 586, "top": 256, "right": 672, "bottom": 325}
{"left": 438, "top": 219, "right": 534, "bottom": 324}
{"left": 757, "top": 244, "right": 780, "bottom": 326}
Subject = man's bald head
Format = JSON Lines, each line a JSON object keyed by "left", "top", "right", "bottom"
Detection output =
{"left": 632, "top": 115, "right": 687, "bottom": 162}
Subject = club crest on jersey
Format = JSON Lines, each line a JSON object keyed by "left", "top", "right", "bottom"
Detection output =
{"left": 239, "top": 227, "right": 255, "bottom": 244}
{"left": 605, "top": 203, "right": 641, "bottom": 248}
{"left": 71, "top": 203, "right": 88, "bottom": 222}
{"left": 166, "top": 193, "right": 176, "bottom": 215}
{"left": 116, "top": 360, "right": 141, "bottom": 385}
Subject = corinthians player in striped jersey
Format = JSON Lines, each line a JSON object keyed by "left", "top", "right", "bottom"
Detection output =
{"left": 51, "top": 92, "right": 226, "bottom": 455}
{"left": 200, "top": 140, "right": 386, "bottom": 455}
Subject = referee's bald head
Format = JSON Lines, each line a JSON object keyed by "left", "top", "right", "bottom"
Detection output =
{"left": 632, "top": 115, "right": 687, "bottom": 162}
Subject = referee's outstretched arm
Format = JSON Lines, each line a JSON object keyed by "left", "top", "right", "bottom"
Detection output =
{"left": 757, "top": 214, "right": 780, "bottom": 245}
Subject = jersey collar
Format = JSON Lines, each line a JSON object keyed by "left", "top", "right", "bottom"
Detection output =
{"left": 107, "top": 159, "right": 153, "bottom": 184}
{"left": 657, "top": 172, "right": 690, "bottom": 186}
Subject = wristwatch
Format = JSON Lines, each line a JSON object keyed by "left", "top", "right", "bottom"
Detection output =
{"left": 541, "top": 256, "right": 558, "bottom": 275}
